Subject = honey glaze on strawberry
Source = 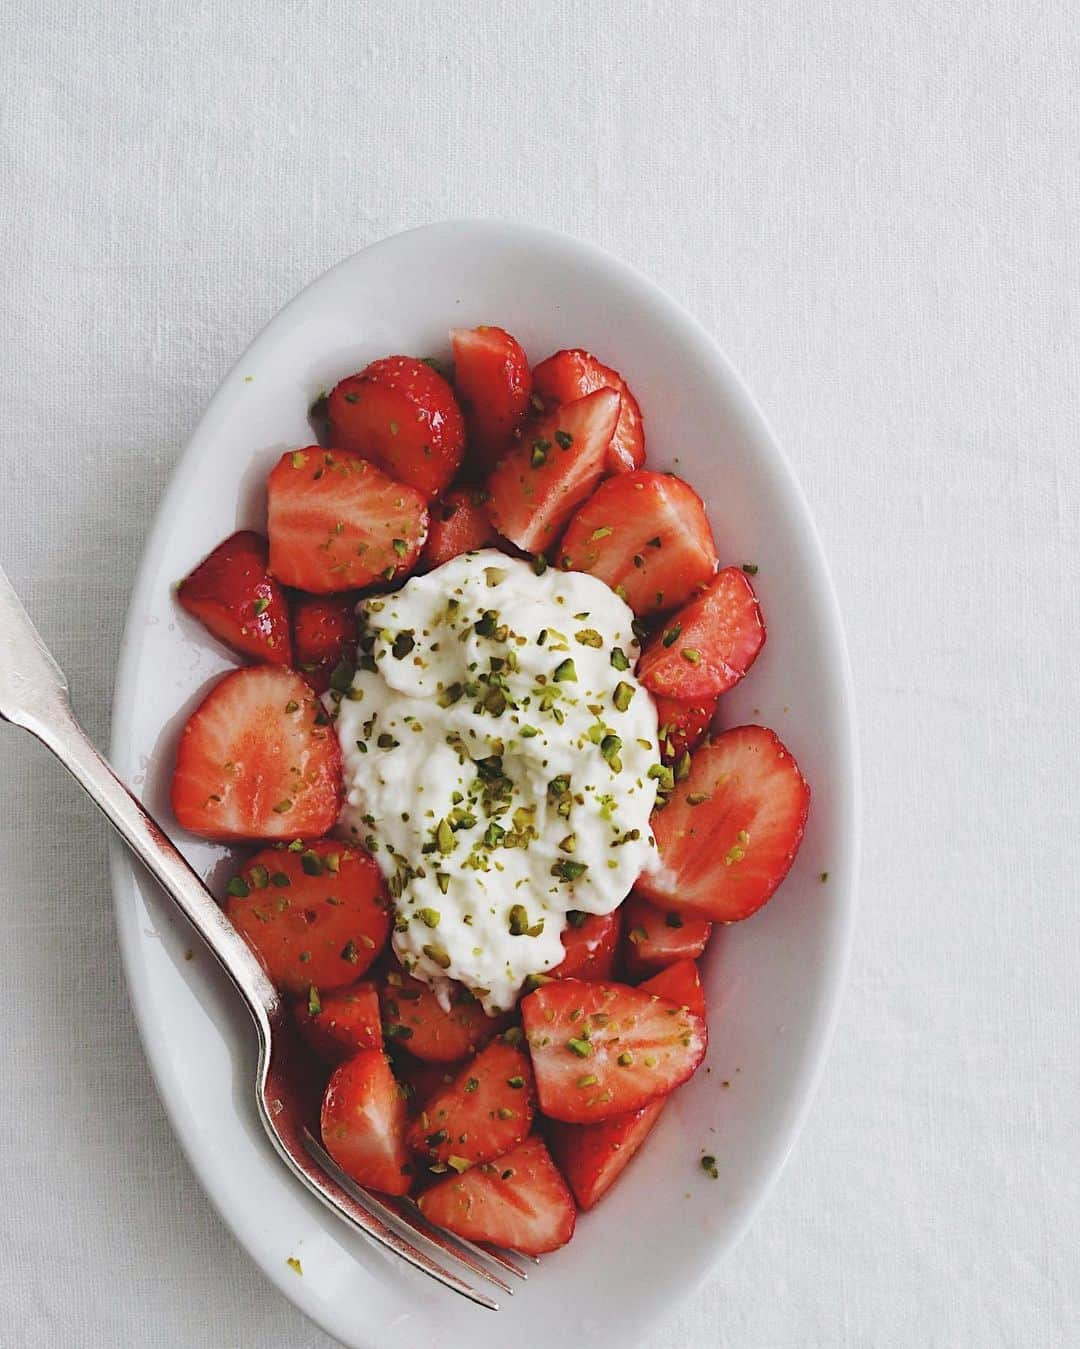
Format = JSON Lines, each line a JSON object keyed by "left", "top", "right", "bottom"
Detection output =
{"left": 334, "top": 551, "right": 661, "bottom": 1012}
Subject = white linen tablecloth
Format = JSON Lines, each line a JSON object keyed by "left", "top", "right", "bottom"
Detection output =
{"left": 1, "top": 2, "right": 1076, "bottom": 1344}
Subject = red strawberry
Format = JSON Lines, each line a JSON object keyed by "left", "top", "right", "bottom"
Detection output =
{"left": 422, "top": 488, "right": 500, "bottom": 569}
{"left": 379, "top": 970, "right": 506, "bottom": 1064}
{"left": 546, "top": 1098, "right": 665, "bottom": 1211}
{"left": 293, "top": 980, "right": 383, "bottom": 1065}
{"left": 326, "top": 356, "right": 465, "bottom": 498}
{"left": 266, "top": 447, "right": 428, "bottom": 593}
{"left": 637, "top": 725, "right": 810, "bottom": 922}
{"left": 177, "top": 531, "right": 293, "bottom": 665}
{"left": 653, "top": 693, "right": 718, "bottom": 763}
{"left": 486, "top": 388, "right": 620, "bottom": 553}
{"left": 291, "top": 593, "right": 359, "bottom": 694}
{"left": 520, "top": 978, "right": 706, "bottom": 1124}
{"left": 558, "top": 472, "right": 717, "bottom": 616}
{"left": 450, "top": 326, "right": 531, "bottom": 474}
{"left": 622, "top": 895, "right": 712, "bottom": 979}
{"left": 320, "top": 1051, "right": 413, "bottom": 1195}
{"left": 224, "top": 839, "right": 390, "bottom": 995}
{"left": 407, "top": 1038, "right": 535, "bottom": 1170}
{"left": 532, "top": 348, "right": 645, "bottom": 472}
{"left": 418, "top": 1136, "right": 575, "bottom": 1255}
{"left": 639, "top": 958, "right": 707, "bottom": 1021}
{"left": 550, "top": 910, "right": 621, "bottom": 981}
{"left": 171, "top": 667, "right": 341, "bottom": 841}
{"left": 391, "top": 1055, "right": 462, "bottom": 1114}
{"left": 637, "top": 567, "right": 766, "bottom": 699}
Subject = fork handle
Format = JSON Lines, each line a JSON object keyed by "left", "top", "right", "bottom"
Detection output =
{"left": 23, "top": 692, "right": 280, "bottom": 1027}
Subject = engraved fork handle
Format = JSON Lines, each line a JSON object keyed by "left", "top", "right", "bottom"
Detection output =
{"left": 0, "top": 563, "right": 280, "bottom": 1029}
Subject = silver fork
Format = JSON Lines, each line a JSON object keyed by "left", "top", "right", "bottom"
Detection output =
{"left": 0, "top": 561, "right": 527, "bottom": 1309}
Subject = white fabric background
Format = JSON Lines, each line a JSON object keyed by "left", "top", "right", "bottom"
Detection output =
{"left": 1, "top": 2, "right": 1076, "bottom": 1345}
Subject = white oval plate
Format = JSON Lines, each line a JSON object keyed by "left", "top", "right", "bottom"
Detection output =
{"left": 110, "top": 221, "right": 858, "bottom": 1348}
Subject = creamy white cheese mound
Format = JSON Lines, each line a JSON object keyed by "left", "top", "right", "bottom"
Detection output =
{"left": 334, "top": 550, "right": 660, "bottom": 1013}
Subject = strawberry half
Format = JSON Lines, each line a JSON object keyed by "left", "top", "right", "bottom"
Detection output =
{"left": 450, "top": 326, "right": 531, "bottom": 475}
{"left": 291, "top": 593, "right": 359, "bottom": 694}
{"left": 177, "top": 531, "right": 292, "bottom": 665}
{"left": 546, "top": 1097, "right": 665, "bottom": 1211}
{"left": 422, "top": 487, "right": 500, "bottom": 570}
{"left": 532, "top": 347, "right": 645, "bottom": 472}
{"left": 293, "top": 980, "right": 383, "bottom": 1065}
{"left": 326, "top": 356, "right": 465, "bottom": 498}
{"left": 520, "top": 978, "right": 706, "bottom": 1123}
{"left": 559, "top": 472, "right": 718, "bottom": 616}
{"left": 637, "top": 725, "right": 810, "bottom": 922}
{"left": 407, "top": 1038, "right": 535, "bottom": 1170}
{"left": 224, "top": 839, "right": 390, "bottom": 994}
{"left": 418, "top": 1136, "right": 575, "bottom": 1255}
{"left": 622, "top": 894, "right": 712, "bottom": 979}
{"left": 321, "top": 1050, "right": 413, "bottom": 1195}
{"left": 639, "top": 958, "right": 707, "bottom": 1021}
{"left": 550, "top": 910, "right": 621, "bottom": 981}
{"left": 486, "top": 388, "right": 620, "bottom": 553}
{"left": 171, "top": 666, "right": 341, "bottom": 841}
{"left": 637, "top": 567, "right": 766, "bottom": 699}
{"left": 380, "top": 969, "right": 506, "bottom": 1064}
{"left": 653, "top": 693, "right": 719, "bottom": 763}
{"left": 266, "top": 447, "right": 428, "bottom": 593}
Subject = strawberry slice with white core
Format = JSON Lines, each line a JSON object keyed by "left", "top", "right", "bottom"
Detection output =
{"left": 486, "top": 388, "right": 620, "bottom": 553}
{"left": 637, "top": 725, "right": 810, "bottom": 922}
{"left": 450, "top": 326, "right": 532, "bottom": 474}
{"left": 266, "top": 447, "right": 428, "bottom": 593}
{"left": 532, "top": 347, "right": 645, "bottom": 472}
{"left": 559, "top": 471, "right": 718, "bottom": 616}
{"left": 418, "top": 1136, "right": 575, "bottom": 1254}
{"left": 520, "top": 977, "right": 706, "bottom": 1123}
{"left": 637, "top": 567, "right": 766, "bottom": 699}
{"left": 170, "top": 666, "right": 341, "bottom": 841}
{"left": 320, "top": 1050, "right": 413, "bottom": 1195}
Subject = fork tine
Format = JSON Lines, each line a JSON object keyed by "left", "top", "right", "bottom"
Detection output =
{"left": 378, "top": 1193, "right": 529, "bottom": 1282}
{"left": 301, "top": 1129, "right": 516, "bottom": 1297}
{"left": 280, "top": 1131, "right": 497, "bottom": 1309}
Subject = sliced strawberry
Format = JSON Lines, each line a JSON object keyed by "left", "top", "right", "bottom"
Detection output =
{"left": 558, "top": 472, "right": 717, "bottom": 616}
{"left": 550, "top": 910, "right": 620, "bottom": 981}
{"left": 637, "top": 567, "right": 766, "bottom": 699}
{"left": 266, "top": 447, "right": 428, "bottom": 593}
{"left": 379, "top": 970, "right": 506, "bottom": 1063}
{"left": 171, "top": 666, "right": 341, "bottom": 841}
{"left": 177, "top": 531, "right": 292, "bottom": 665}
{"left": 521, "top": 978, "right": 706, "bottom": 1123}
{"left": 422, "top": 488, "right": 500, "bottom": 569}
{"left": 622, "top": 894, "right": 712, "bottom": 979}
{"left": 326, "top": 356, "right": 465, "bottom": 498}
{"left": 391, "top": 1054, "right": 462, "bottom": 1114}
{"left": 639, "top": 958, "right": 707, "bottom": 1021}
{"left": 418, "top": 1136, "right": 575, "bottom": 1254}
{"left": 486, "top": 388, "right": 620, "bottom": 553}
{"left": 293, "top": 980, "right": 383, "bottom": 1065}
{"left": 450, "top": 326, "right": 531, "bottom": 474}
{"left": 407, "top": 1038, "right": 535, "bottom": 1169}
{"left": 224, "top": 839, "right": 390, "bottom": 994}
{"left": 532, "top": 347, "right": 645, "bottom": 472}
{"left": 637, "top": 725, "right": 810, "bottom": 921}
{"left": 546, "top": 1098, "right": 665, "bottom": 1210}
{"left": 653, "top": 693, "right": 718, "bottom": 763}
{"left": 291, "top": 593, "right": 359, "bottom": 694}
{"left": 320, "top": 1050, "right": 413, "bottom": 1195}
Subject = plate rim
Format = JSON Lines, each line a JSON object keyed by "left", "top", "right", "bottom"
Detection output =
{"left": 108, "top": 218, "right": 860, "bottom": 1347}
